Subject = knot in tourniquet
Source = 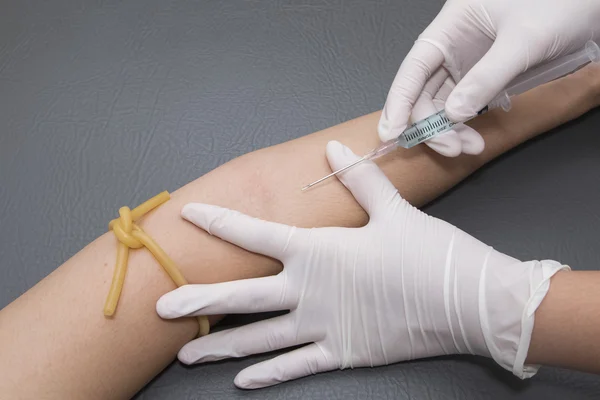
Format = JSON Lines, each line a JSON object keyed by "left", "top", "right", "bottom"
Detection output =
{"left": 109, "top": 206, "right": 145, "bottom": 249}
{"left": 103, "top": 191, "right": 210, "bottom": 336}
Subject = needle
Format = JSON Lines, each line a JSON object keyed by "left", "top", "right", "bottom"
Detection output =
{"left": 301, "top": 156, "right": 367, "bottom": 191}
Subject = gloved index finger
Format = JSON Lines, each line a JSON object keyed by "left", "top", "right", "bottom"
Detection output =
{"left": 379, "top": 41, "right": 445, "bottom": 142}
{"left": 445, "top": 33, "right": 528, "bottom": 122}
{"left": 181, "top": 203, "right": 296, "bottom": 260}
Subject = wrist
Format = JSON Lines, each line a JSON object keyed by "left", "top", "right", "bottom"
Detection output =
{"left": 527, "top": 270, "right": 600, "bottom": 374}
{"left": 477, "top": 258, "right": 569, "bottom": 378}
{"left": 433, "top": 225, "right": 568, "bottom": 377}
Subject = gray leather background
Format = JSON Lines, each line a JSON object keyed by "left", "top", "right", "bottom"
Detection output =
{"left": 1, "top": 1, "right": 600, "bottom": 399}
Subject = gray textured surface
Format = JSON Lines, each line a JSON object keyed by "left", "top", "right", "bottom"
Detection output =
{"left": 1, "top": 1, "right": 600, "bottom": 399}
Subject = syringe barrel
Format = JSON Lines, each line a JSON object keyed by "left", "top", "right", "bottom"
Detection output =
{"left": 488, "top": 40, "right": 600, "bottom": 112}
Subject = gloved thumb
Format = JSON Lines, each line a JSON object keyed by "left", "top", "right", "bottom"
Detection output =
{"left": 445, "top": 35, "right": 527, "bottom": 121}
{"left": 325, "top": 141, "right": 402, "bottom": 218}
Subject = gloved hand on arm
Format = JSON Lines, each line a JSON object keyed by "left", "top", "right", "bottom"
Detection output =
{"left": 157, "top": 141, "right": 567, "bottom": 389}
{"left": 379, "top": 0, "right": 600, "bottom": 156}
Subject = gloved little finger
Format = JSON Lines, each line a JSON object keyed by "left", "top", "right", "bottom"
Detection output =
{"left": 450, "top": 124, "right": 485, "bottom": 155}
{"left": 178, "top": 314, "right": 302, "bottom": 365}
{"left": 157, "top": 275, "right": 290, "bottom": 319}
{"left": 234, "top": 343, "right": 336, "bottom": 389}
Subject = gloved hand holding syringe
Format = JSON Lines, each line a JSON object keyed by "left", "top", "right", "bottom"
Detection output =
{"left": 302, "top": 40, "right": 600, "bottom": 191}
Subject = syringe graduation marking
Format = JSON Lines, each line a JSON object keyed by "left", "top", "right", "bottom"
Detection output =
{"left": 402, "top": 110, "right": 455, "bottom": 145}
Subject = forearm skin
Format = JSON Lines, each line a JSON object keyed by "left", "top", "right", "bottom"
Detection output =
{"left": 527, "top": 271, "right": 600, "bottom": 373}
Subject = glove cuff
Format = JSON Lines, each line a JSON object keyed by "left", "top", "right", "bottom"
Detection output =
{"left": 479, "top": 259, "right": 569, "bottom": 379}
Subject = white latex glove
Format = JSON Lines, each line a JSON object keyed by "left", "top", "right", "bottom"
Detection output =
{"left": 157, "top": 141, "right": 567, "bottom": 389}
{"left": 379, "top": 0, "right": 600, "bottom": 154}
{"left": 404, "top": 68, "right": 485, "bottom": 157}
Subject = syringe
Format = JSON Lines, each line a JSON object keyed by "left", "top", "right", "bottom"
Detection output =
{"left": 302, "top": 40, "right": 600, "bottom": 191}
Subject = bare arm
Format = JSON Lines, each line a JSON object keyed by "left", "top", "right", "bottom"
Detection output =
{"left": 0, "top": 65, "right": 598, "bottom": 399}
{"left": 527, "top": 270, "right": 600, "bottom": 373}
